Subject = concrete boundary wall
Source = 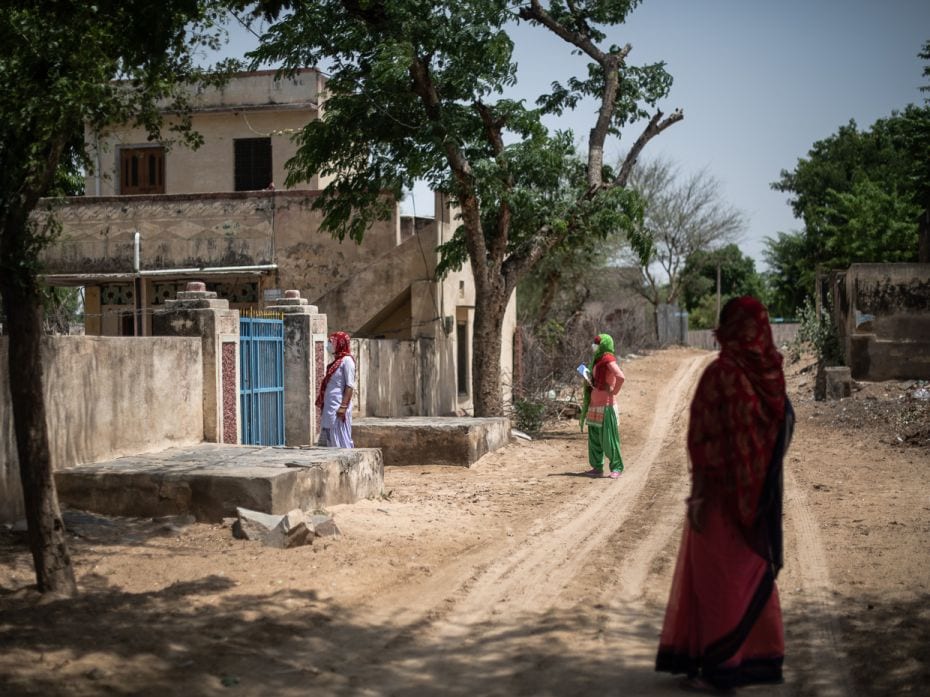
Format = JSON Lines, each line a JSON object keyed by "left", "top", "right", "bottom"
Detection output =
{"left": 354, "top": 339, "right": 421, "bottom": 418}
{"left": 688, "top": 323, "right": 800, "bottom": 352}
{"left": 0, "top": 336, "right": 203, "bottom": 522}
{"left": 353, "top": 336, "right": 460, "bottom": 419}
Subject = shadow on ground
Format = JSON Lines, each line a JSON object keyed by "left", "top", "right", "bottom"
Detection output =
{"left": 0, "top": 569, "right": 927, "bottom": 696}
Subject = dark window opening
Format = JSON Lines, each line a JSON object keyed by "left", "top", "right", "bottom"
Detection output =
{"left": 456, "top": 321, "right": 468, "bottom": 395}
{"left": 234, "top": 138, "right": 273, "bottom": 191}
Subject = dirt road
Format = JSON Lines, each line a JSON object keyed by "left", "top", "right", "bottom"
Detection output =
{"left": 1, "top": 347, "right": 928, "bottom": 696}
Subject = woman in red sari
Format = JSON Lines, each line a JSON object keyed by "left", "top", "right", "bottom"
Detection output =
{"left": 656, "top": 297, "right": 794, "bottom": 691}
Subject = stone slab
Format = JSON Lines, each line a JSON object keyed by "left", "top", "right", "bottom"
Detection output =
{"left": 55, "top": 444, "right": 383, "bottom": 523}
{"left": 352, "top": 416, "right": 510, "bottom": 467}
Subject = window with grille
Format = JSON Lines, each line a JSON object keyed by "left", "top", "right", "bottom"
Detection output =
{"left": 119, "top": 147, "right": 165, "bottom": 195}
{"left": 234, "top": 138, "right": 273, "bottom": 191}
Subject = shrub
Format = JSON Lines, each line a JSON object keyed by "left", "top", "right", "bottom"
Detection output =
{"left": 796, "top": 298, "right": 844, "bottom": 366}
{"left": 512, "top": 398, "right": 546, "bottom": 434}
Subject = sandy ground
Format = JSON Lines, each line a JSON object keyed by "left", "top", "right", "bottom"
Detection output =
{"left": 1, "top": 347, "right": 928, "bottom": 696}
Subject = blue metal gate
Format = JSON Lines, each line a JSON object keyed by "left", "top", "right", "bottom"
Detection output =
{"left": 239, "top": 316, "right": 285, "bottom": 445}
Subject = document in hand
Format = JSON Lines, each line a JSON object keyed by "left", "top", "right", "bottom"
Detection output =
{"left": 576, "top": 363, "right": 592, "bottom": 385}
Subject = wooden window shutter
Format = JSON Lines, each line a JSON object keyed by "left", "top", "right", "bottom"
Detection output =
{"left": 119, "top": 147, "right": 165, "bottom": 195}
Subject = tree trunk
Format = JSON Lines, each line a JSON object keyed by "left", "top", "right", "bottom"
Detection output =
{"left": 472, "top": 284, "right": 509, "bottom": 417}
{"left": 535, "top": 269, "right": 561, "bottom": 325}
{"left": 1, "top": 275, "right": 77, "bottom": 596}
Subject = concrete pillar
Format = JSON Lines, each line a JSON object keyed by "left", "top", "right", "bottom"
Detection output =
{"left": 152, "top": 281, "right": 240, "bottom": 443}
{"left": 266, "top": 289, "right": 327, "bottom": 446}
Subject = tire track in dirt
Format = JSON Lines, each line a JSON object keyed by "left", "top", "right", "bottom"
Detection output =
{"left": 346, "top": 351, "right": 853, "bottom": 697}
{"left": 783, "top": 468, "right": 853, "bottom": 697}
{"left": 432, "top": 352, "right": 711, "bottom": 633}
{"left": 611, "top": 397, "right": 693, "bottom": 604}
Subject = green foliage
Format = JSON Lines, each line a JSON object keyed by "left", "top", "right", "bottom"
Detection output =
{"left": 795, "top": 298, "right": 843, "bottom": 366}
{"left": 680, "top": 244, "right": 764, "bottom": 315}
{"left": 686, "top": 293, "right": 727, "bottom": 330}
{"left": 770, "top": 100, "right": 930, "bottom": 314}
{"left": 817, "top": 179, "right": 920, "bottom": 264}
{"left": 516, "top": 157, "right": 642, "bottom": 326}
{"left": 762, "top": 231, "right": 810, "bottom": 318}
{"left": 245, "top": 0, "right": 680, "bottom": 415}
{"left": 437, "top": 136, "right": 641, "bottom": 279}
{"left": 1, "top": 1, "right": 236, "bottom": 286}
{"left": 249, "top": 1, "right": 659, "bottom": 252}
{"left": 512, "top": 398, "right": 546, "bottom": 434}
{"left": 40, "top": 286, "right": 82, "bottom": 334}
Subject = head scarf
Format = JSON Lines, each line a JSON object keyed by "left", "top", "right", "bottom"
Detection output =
{"left": 315, "top": 331, "right": 352, "bottom": 410}
{"left": 579, "top": 333, "right": 618, "bottom": 430}
{"left": 688, "top": 297, "right": 787, "bottom": 531}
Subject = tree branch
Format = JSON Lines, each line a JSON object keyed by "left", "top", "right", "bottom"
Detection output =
{"left": 518, "top": 1, "right": 634, "bottom": 190}
{"left": 474, "top": 101, "right": 505, "bottom": 155}
{"left": 407, "top": 55, "right": 488, "bottom": 283}
{"left": 475, "top": 101, "right": 512, "bottom": 268}
{"left": 518, "top": 0, "right": 615, "bottom": 64}
{"left": 587, "top": 52, "right": 622, "bottom": 189}
{"left": 614, "top": 109, "right": 684, "bottom": 188}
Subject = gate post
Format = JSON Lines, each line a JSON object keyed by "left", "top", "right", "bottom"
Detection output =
{"left": 152, "top": 281, "right": 240, "bottom": 444}
{"left": 266, "top": 290, "right": 327, "bottom": 446}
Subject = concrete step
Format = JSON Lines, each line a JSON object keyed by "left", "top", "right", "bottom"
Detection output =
{"left": 353, "top": 416, "right": 510, "bottom": 467}
{"left": 55, "top": 444, "right": 383, "bottom": 522}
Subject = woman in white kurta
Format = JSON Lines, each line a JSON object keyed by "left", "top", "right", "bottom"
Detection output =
{"left": 315, "top": 331, "right": 355, "bottom": 448}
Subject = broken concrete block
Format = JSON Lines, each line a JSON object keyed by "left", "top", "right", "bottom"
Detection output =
{"left": 233, "top": 507, "right": 315, "bottom": 548}
{"left": 824, "top": 366, "right": 852, "bottom": 400}
{"left": 232, "top": 507, "right": 283, "bottom": 541}
{"left": 265, "top": 509, "right": 314, "bottom": 549}
{"left": 310, "top": 514, "right": 341, "bottom": 539}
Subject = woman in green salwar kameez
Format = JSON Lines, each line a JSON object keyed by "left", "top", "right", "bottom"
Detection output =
{"left": 579, "top": 333, "right": 626, "bottom": 478}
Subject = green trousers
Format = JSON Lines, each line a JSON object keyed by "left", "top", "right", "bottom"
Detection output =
{"left": 587, "top": 405, "right": 624, "bottom": 472}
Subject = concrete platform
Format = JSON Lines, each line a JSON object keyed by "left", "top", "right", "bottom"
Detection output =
{"left": 352, "top": 416, "right": 510, "bottom": 467}
{"left": 55, "top": 444, "right": 383, "bottom": 523}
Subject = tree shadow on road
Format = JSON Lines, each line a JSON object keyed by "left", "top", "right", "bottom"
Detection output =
{"left": 0, "top": 569, "right": 926, "bottom": 696}
{"left": 785, "top": 592, "right": 930, "bottom": 697}
{"left": 0, "top": 577, "right": 684, "bottom": 697}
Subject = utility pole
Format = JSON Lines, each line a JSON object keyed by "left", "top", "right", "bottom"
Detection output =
{"left": 715, "top": 262, "right": 722, "bottom": 325}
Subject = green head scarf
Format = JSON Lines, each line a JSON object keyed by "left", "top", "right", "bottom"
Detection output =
{"left": 579, "top": 333, "right": 616, "bottom": 431}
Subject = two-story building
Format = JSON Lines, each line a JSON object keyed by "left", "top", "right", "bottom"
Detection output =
{"left": 37, "top": 69, "right": 515, "bottom": 416}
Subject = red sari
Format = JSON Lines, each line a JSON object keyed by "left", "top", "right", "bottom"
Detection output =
{"left": 656, "top": 297, "right": 794, "bottom": 689}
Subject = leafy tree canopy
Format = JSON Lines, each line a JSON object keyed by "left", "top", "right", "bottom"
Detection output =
{"left": 0, "top": 0, "right": 235, "bottom": 595}
{"left": 680, "top": 243, "right": 764, "bottom": 315}
{"left": 762, "top": 230, "right": 810, "bottom": 319}
{"left": 241, "top": 0, "right": 682, "bottom": 414}
{"left": 1, "top": 0, "right": 236, "bottom": 284}
{"left": 244, "top": 0, "right": 667, "bottom": 251}
{"left": 770, "top": 41, "right": 930, "bottom": 314}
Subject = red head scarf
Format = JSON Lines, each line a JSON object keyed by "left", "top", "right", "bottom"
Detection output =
{"left": 315, "top": 331, "right": 352, "bottom": 410}
{"left": 688, "top": 297, "right": 786, "bottom": 529}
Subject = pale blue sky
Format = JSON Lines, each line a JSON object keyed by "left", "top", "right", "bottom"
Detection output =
{"left": 218, "top": 1, "right": 930, "bottom": 270}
